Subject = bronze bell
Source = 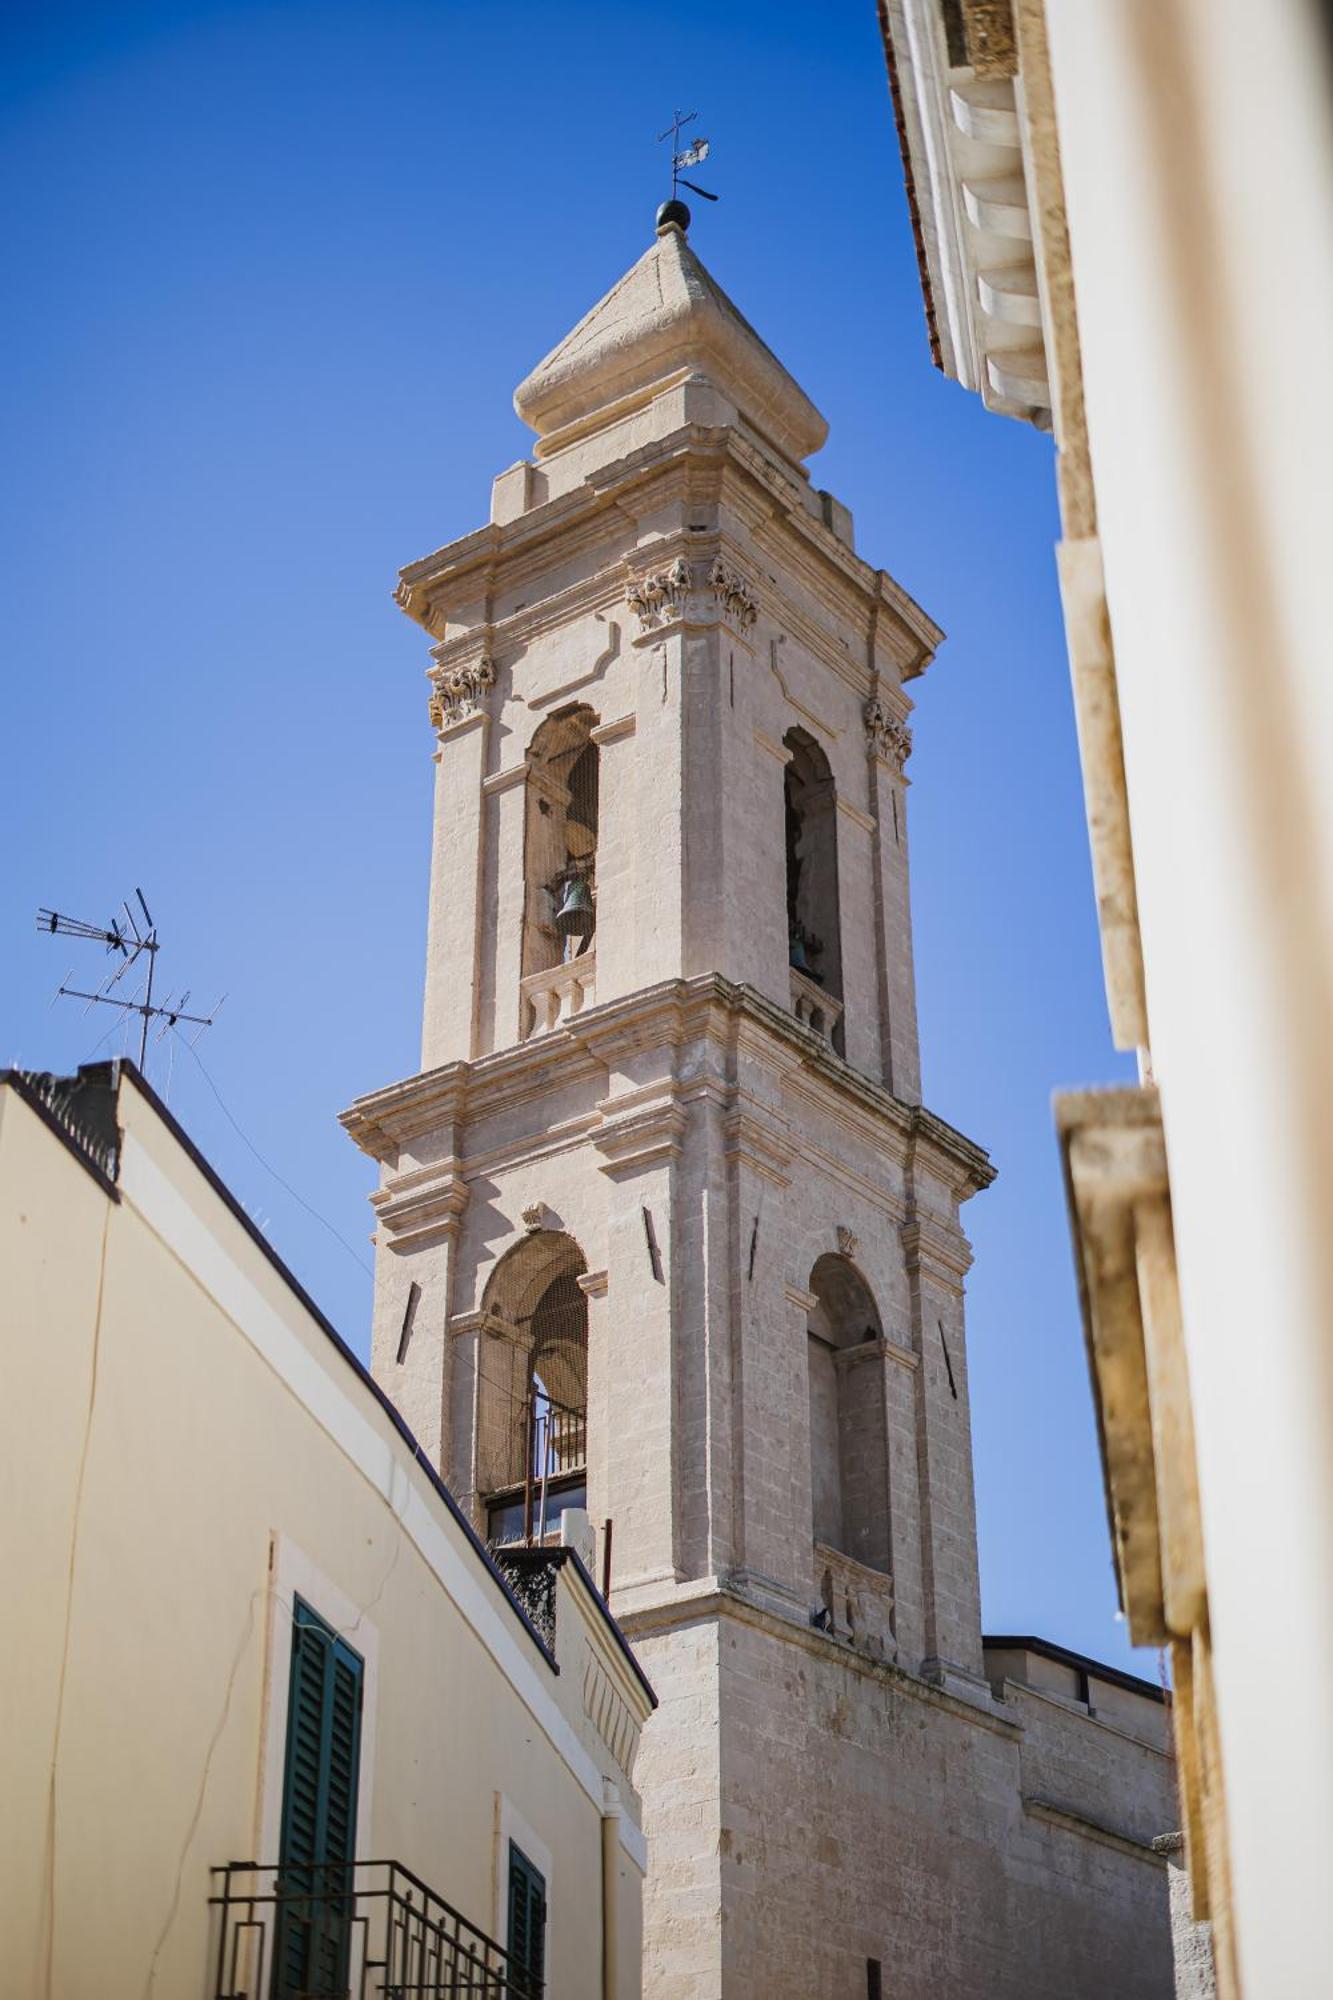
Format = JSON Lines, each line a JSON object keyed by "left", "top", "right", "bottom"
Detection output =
{"left": 554, "top": 875, "right": 595, "bottom": 938}
{"left": 789, "top": 926, "right": 824, "bottom": 982}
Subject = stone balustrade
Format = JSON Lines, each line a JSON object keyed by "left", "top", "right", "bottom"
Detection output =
{"left": 815, "top": 1542, "right": 897, "bottom": 1661}
{"left": 520, "top": 955, "right": 596, "bottom": 1037}
{"left": 789, "top": 966, "right": 844, "bottom": 1048}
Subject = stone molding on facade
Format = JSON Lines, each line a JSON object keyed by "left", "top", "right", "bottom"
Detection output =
{"left": 723, "top": 1104, "right": 797, "bottom": 1189}
{"left": 369, "top": 1159, "right": 469, "bottom": 1251}
{"left": 878, "top": 0, "right": 1050, "bottom": 421}
{"left": 1056, "top": 1084, "right": 1204, "bottom": 1645}
{"left": 1022, "top": 1795, "right": 1165, "bottom": 1867}
{"left": 1057, "top": 1083, "right": 1230, "bottom": 1950}
{"left": 591, "top": 1095, "right": 687, "bottom": 1178}
{"left": 616, "top": 1581, "right": 1022, "bottom": 1740}
{"left": 900, "top": 1212, "right": 975, "bottom": 1291}
{"left": 864, "top": 696, "right": 913, "bottom": 769}
{"left": 392, "top": 422, "right": 941, "bottom": 688}
{"left": 343, "top": 974, "right": 994, "bottom": 1202}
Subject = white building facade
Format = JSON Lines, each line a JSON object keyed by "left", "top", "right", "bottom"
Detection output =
{"left": 1, "top": 1059, "right": 652, "bottom": 2000}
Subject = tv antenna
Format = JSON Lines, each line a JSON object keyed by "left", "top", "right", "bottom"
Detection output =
{"left": 37, "top": 888, "right": 223, "bottom": 1077}
{"left": 657, "top": 109, "right": 718, "bottom": 206}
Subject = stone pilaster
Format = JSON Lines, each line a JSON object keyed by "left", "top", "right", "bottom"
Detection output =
{"left": 591, "top": 1043, "right": 687, "bottom": 1603}
{"left": 865, "top": 696, "right": 921, "bottom": 1103}
{"left": 901, "top": 1207, "right": 985, "bottom": 1681}
{"left": 422, "top": 703, "right": 491, "bottom": 1070}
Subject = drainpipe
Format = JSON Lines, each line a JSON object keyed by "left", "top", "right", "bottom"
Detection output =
{"left": 601, "top": 1779, "right": 622, "bottom": 2000}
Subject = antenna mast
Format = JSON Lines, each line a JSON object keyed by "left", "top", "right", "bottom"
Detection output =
{"left": 36, "top": 889, "right": 222, "bottom": 1078}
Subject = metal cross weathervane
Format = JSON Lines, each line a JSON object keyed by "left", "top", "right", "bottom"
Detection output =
{"left": 657, "top": 109, "right": 719, "bottom": 204}
{"left": 37, "top": 888, "right": 222, "bottom": 1077}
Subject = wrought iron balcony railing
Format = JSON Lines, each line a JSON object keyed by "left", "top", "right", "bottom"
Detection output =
{"left": 210, "top": 1858, "right": 540, "bottom": 2000}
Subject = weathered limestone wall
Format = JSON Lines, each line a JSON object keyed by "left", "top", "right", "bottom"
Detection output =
{"left": 1156, "top": 1835, "right": 1217, "bottom": 2000}
{"left": 628, "top": 1607, "right": 1175, "bottom": 2000}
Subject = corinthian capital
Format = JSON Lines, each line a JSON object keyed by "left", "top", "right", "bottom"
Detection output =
{"left": 428, "top": 656, "right": 496, "bottom": 730}
{"left": 864, "top": 697, "right": 912, "bottom": 769}
{"left": 627, "top": 557, "right": 691, "bottom": 632}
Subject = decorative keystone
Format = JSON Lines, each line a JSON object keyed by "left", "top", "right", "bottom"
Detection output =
{"left": 522, "top": 1202, "right": 550, "bottom": 1232}
{"left": 836, "top": 1225, "right": 859, "bottom": 1260}
{"left": 627, "top": 557, "right": 691, "bottom": 632}
{"left": 864, "top": 697, "right": 912, "bottom": 769}
{"left": 428, "top": 656, "right": 496, "bottom": 730}
{"left": 709, "top": 555, "right": 758, "bottom": 631}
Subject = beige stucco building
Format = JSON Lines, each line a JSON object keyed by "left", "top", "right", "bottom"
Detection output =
{"left": 877, "top": 1, "right": 1333, "bottom": 1994}
{"left": 344, "top": 210, "right": 1179, "bottom": 1997}
{"left": 1, "top": 1059, "right": 653, "bottom": 1999}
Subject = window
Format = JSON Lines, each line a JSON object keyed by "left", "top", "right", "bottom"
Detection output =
{"left": 476, "top": 1230, "right": 590, "bottom": 1546}
{"left": 507, "top": 1840, "right": 547, "bottom": 1996}
{"left": 522, "top": 706, "right": 600, "bottom": 981}
{"left": 806, "top": 1254, "right": 890, "bottom": 1573}
{"left": 784, "top": 728, "right": 844, "bottom": 1052}
{"left": 274, "top": 1598, "right": 364, "bottom": 1998}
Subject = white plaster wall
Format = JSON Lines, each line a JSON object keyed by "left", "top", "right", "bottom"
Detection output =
{"left": 1045, "top": 2, "right": 1333, "bottom": 1987}
{"left": 1, "top": 1078, "right": 646, "bottom": 2000}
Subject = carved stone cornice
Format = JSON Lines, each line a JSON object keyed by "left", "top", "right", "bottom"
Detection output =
{"left": 370, "top": 1160, "right": 469, "bottom": 1251}
{"left": 344, "top": 976, "right": 993, "bottom": 1200}
{"left": 900, "top": 1212, "right": 975, "bottom": 1287}
{"left": 1056, "top": 1084, "right": 1206, "bottom": 1650}
{"left": 393, "top": 421, "right": 940, "bottom": 685}
{"left": 864, "top": 697, "right": 913, "bottom": 769}
{"left": 340, "top": 1063, "right": 468, "bottom": 1162}
{"left": 428, "top": 655, "right": 496, "bottom": 732}
{"left": 591, "top": 1095, "right": 686, "bottom": 1177}
{"left": 723, "top": 1104, "right": 796, "bottom": 1189}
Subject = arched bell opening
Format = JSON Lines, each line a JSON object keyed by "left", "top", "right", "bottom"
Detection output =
{"left": 783, "top": 729, "right": 845, "bottom": 1055}
{"left": 806, "top": 1251, "right": 890, "bottom": 1574}
{"left": 522, "top": 706, "right": 600, "bottom": 982}
{"left": 475, "top": 1229, "right": 589, "bottom": 1546}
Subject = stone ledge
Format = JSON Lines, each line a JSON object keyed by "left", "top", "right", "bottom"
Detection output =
{"left": 616, "top": 1578, "right": 1022, "bottom": 1741}
{"left": 344, "top": 974, "right": 994, "bottom": 1202}
{"left": 1023, "top": 1794, "right": 1167, "bottom": 1867}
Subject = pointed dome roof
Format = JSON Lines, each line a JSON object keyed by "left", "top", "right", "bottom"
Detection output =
{"left": 514, "top": 222, "right": 828, "bottom": 465}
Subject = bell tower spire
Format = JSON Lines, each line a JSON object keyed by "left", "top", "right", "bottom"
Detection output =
{"left": 345, "top": 221, "right": 997, "bottom": 1997}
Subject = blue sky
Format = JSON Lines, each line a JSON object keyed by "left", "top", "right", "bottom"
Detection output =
{"left": 1, "top": 2, "right": 1145, "bottom": 1672}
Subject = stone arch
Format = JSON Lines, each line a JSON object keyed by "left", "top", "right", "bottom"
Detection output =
{"left": 806, "top": 1251, "right": 890, "bottom": 1574}
{"left": 784, "top": 727, "right": 845, "bottom": 1053}
{"left": 476, "top": 1228, "right": 589, "bottom": 1543}
{"left": 522, "top": 704, "right": 600, "bottom": 984}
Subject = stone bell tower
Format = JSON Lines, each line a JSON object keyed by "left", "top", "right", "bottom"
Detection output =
{"left": 343, "top": 209, "right": 1007, "bottom": 1995}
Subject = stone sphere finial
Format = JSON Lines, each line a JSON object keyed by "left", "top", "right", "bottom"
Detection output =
{"left": 656, "top": 197, "right": 691, "bottom": 236}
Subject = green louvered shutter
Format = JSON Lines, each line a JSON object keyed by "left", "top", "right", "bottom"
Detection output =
{"left": 506, "top": 1841, "right": 546, "bottom": 1997}
{"left": 274, "top": 1598, "right": 364, "bottom": 1997}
